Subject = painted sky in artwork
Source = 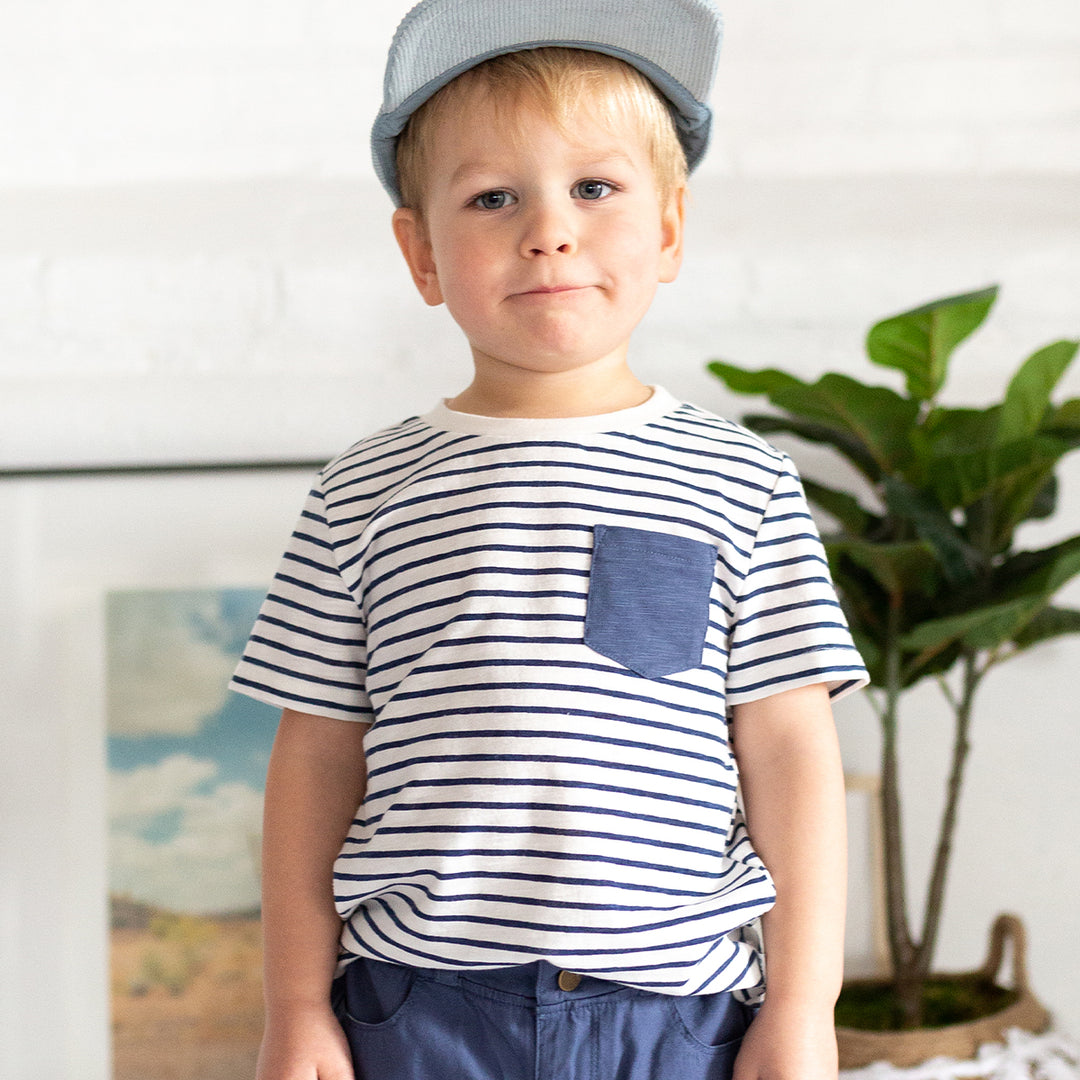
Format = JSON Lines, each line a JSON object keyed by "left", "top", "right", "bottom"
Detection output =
{"left": 106, "top": 588, "right": 279, "bottom": 916}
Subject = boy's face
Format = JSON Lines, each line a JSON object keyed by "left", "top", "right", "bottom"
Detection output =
{"left": 393, "top": 83, "right": 685, "bottom": 383}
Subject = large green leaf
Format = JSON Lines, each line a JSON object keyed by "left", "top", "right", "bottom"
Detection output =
{"left": 903, "top": 596, "right": 1044, "bottom": 653}
{"left": 803, "top": 479, "right": 879, "bottom": 536}
{"left": 866, "top": 286, "right": 998, "bottom": 402}
{"left": 707, "top": 361, "right": 805, "bottom": 399}
{"left": 901, "top": 639, "right": 964, "bottom": 687}
{"left": 963, "top": 475, "right": 1059, "bottom": 568}
{"left": 901, "top": 544, "right": 1080, "bottom": 657}
{"left": 997, "top": 340, "right": 1079, "bottom": 443}
{"left": 883, "top": 477, "right": 981, "bottom": 584}
{"left": 924, "top": 405, "right": 1000, "bottom": 457}
{"left": 991, "top": 536, "right": 1077, "bottom": 594}
{"left": 1042, "top": 397, "right": 1080, "bottom": 447}
{"left": 1012, "top": 606, "right": 1080, "bottom": 650}
{"left": 926, "top": 434, "right": 1067, "bottom": 512}
{"left": 825, "top": 550, "right": 893, "bottom": 634}
{"left": 909, "top": 540, "right": 1080, "bottom": 658}
{"left": 885, "top": 534, "right": 1080, "bottom": 657}
{"left": 996, "top": 535, "right": 1080, "bottom": 600}
{"left": 772, "top": 375, "right": 920, "bottom": 473}
{"left": 830, "top": 539, "right": 940, "bottom": 600}
{"left": 741, "top": 414, "right": 883, "bottom": 480}
{"left": 1024, "top": 474, "right": 1059, "bottom": 522}
{"left": 976, "top": 458, "right": 1064, "bottom": 553}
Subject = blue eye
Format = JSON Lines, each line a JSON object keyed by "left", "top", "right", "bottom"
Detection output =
{"left": 474, "top": 190, "right": 514, "bottom": 210}
{"left": 574, "top": 180, "right": 613, "bottom": 201}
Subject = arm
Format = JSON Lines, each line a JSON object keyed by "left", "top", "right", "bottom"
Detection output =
{"left": 256, "top": 708, "right": 369, "bottom": 1080}
{"left": 730, "top": 682, "right": 847, "bottom": 1080}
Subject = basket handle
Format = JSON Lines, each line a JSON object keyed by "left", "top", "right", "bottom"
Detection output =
{"left": 979, "top": 913, "right": 1032, "bottom": 993}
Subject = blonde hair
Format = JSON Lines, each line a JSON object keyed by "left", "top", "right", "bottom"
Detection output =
{"left": 395, "top": 47, "right": 688, "bottom": 212}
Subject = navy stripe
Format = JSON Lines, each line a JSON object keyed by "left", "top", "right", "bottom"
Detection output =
{"left": 360, "top": 877, "right": 771, "bottom": 939}
{"left": 229, "top": 673, "right": 372, "bottom": 717}
{"left": 247, "top": 634, "right": 365, "bottom": 672}
{"left": 363, "top": 752, "right": 736, "bottom": 790}
{"left": 364, "top": 631, "right": 583, "bottom": 679}
{"left": 358, "top": 824, "right": 728, "bottom": 862}
{"left": 367, "top": 563, "right": 590, "bottom": 619}
{"left": 364, "top": 726, "right": 729, "bottom": 771}
{"left": 352, "top": 799, "right": 731, "bottom": 838}
{"left": 379, "top": 677, "right": 732, "bottom": 725}
{"left": 729, "top": 662, "right": 869, "bottom": 697}
{"left": 335, "top": 843, "right": 741, "bottom": 880}
{"left": 349, "top": 494, "right": 744, "bottom": 555}
{"left": 260, "top": 592, "right": 364, "bottom": 625}
{"left": 256, "top": 612, "right": 361, "bottom": 649}
{"left": 363, "top": 702, "right": 730, "bottom": 751}
{"left": 367, "top": 654, "right": 731, "bottom": 704}
{"left": 272, "top": 571, "right": 355, "bottom": 604}
{"left": 334, "top": 865, "right": 729, "bottom": 899}
{"left": 238, "top": 653, "right": 364, "bottom": 693}
{"left": 352, "top": 519, "right": 596, "bottom": 577}
{"left": 336, "top": 879, "right": 722, "bottom": 911}
{"left": 728, "top": 641, "right": 863, "bottom": 675}
{"left": 366, "top": 540, "right": 592, "bottom": 597}
{"left": 360, "top": 774, "right": 734, "bottom": 816}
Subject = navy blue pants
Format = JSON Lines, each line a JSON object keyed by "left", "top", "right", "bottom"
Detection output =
{"left": 332, "top": 957, "right": 755, "bottom": 1080}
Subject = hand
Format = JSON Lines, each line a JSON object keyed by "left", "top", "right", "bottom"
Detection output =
{"left": 733, "top": 998, "right": 839, "bottom": 1080}
{"left": 256, "top": 1003, "right": 355, "bottom": 1080}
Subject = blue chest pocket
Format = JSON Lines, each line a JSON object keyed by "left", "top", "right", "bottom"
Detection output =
{"left": 583, "top": 524, "right": 718, "bottom": 680}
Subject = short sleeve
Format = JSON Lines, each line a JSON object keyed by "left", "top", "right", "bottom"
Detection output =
{"left": 229, "top": 483, "right": 374, "bottom": 722}
{"left": 725, "top": 456, "right": 868, "bottom": 708}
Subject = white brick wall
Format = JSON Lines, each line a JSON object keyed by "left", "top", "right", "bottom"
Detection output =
{"left": 2, "top": 1, "right": 1078, "bottom": 1076}
{"left": 709, "top": 0, "right": 1080, "bottom": 175}
{"left": 4, "top": 0, "right": 1079, "bottom": 185}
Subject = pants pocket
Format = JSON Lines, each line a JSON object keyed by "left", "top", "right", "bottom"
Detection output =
{"left": 584, "top": 525, "right": 717, "bottom": 679}
{"left": 333, "top": 956, "right": 417, "bottom": 1028}
{"left": 334, "top": 964, "right": 533, "bottom": 1080}
{"left": 669, "top": 992, "right": 756, "bottom": 1053}
{"left": 602, "top": 988, "right": 753, "bottom": 1080}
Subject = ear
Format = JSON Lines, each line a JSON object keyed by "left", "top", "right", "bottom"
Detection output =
{"left": 657, "top": 183, "right": 686, "bottom": 284}
{"left": 392, "top": 207, "right": 444, "bottom": 306}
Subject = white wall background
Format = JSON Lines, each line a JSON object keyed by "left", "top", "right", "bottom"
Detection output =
{"left": 2, "top": 1, "right": 1078, "bottom": 1076}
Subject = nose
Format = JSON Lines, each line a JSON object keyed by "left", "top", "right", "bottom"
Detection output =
{"left": 519, "top": 198, "right": 576, "bottom": 258}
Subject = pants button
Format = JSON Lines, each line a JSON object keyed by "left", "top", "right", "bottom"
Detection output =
{"left": 557, "top": 970, "right": 582, "bottom": 992}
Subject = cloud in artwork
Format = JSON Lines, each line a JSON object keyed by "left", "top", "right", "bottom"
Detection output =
{"left": 109, "top": 752, "right": 218, "bottom": 823}
{"left": 107, "top": 590, "right": 240, "bottom": 737}
{"left": 110, "top": 753, "right": 264, "bottom": 914}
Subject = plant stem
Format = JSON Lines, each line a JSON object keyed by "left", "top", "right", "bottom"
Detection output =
{"left": 914, "top": 649, "right": 981, "bottom": 982}
{"left": 881, "top": 599, "right": 916, "bottom": 1012}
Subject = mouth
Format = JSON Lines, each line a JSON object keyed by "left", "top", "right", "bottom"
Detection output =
{"left": 514, "top": 284, "right": 593, "bottom": 297}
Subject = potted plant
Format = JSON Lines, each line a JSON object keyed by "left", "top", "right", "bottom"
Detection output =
{"left": 708, "top": 286, "right": 1080, "bottom": 1067}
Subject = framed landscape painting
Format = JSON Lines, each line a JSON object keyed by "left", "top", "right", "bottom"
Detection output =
{"left": 106, "top": 586, "right": 278, "bottom": 1080}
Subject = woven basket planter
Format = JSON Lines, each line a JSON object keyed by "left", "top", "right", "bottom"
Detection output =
{"left": 837, "top": 914, "right": 1051, "bottom": 1070}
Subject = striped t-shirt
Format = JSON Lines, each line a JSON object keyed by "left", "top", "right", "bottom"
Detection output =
{"left": 231, "top": 386, "right": 867, "bottom": 998}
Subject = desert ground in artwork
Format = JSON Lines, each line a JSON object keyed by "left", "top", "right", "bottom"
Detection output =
{"left": 110, "top": 901, "right": 263, "bottom": 1080}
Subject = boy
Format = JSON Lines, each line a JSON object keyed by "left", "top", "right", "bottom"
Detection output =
{"left": 231, "top": 2, "right": 868, "bottom": 1078}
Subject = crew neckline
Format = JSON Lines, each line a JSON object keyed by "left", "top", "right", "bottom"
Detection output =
{"left": 420, "top": 386, "right": 679, "bottom": 437}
